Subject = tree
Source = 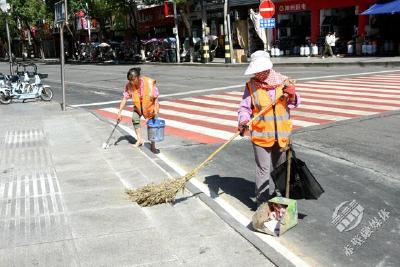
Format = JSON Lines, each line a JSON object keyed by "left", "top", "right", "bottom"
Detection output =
{"left": 87, "top": 0, "right": 113, "bottom": 41}
{"left": 8, "top": 0, "right": 48, "bottom": 58}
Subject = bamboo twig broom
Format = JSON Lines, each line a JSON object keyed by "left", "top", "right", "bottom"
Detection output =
{"left": 127, "top": 85, "right": 289, "bottom": 207}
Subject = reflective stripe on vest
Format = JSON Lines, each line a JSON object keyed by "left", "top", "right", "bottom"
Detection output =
{"left": 247, "top": 81, "right": 292, "bottom": 148}
{"left": 132, "top": 76, "right": 156, "bottom": 119}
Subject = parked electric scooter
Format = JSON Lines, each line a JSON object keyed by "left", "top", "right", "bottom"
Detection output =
{"left": 0, "top": 71, "right": 53, "bottom": 104}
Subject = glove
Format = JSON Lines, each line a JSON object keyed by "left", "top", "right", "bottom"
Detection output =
{"left": 283, "top": 85, "right": 296, "bottom": 98}
{"left": 238, "top": 120, "right": 249, "bottom": 137}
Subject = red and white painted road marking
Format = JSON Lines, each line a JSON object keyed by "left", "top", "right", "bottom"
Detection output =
{"left": 94, "top": 73, "right": 400, "bottom": 143}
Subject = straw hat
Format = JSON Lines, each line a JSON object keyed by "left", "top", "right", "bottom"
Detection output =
{"left": 244, "top": 50, "right": 273, "bottom": 75}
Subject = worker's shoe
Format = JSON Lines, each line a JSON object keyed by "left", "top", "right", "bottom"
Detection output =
{"left": 150, "top": 142, "right": 160, "bottom": 154}
{"left": 151, "top": 148, "right": 160, "bottom": 154}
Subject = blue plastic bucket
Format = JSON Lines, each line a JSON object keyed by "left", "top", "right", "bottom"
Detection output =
{"left": 147, "top": 118, "right": 165, "bottom": 142}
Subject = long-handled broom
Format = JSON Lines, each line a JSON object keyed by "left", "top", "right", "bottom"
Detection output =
{"left": 127, "top": 86, "right": 289, "bottom": 207}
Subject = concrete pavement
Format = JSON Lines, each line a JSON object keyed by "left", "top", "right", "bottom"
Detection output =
{"left": 0, "top": 102, "right": 278, "bottom": 266}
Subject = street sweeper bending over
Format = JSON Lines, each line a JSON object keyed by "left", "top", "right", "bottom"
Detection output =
{"left": 238, "top": 50, "right": 301, "bottom": 205}
{"left": 117, "top": 67, "right": 160, "bottom": 154}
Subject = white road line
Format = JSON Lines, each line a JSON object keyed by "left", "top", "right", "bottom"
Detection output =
{"left": 184, "top": 96, "right": 378, "bottom": 115}
{"left": 292, "top": 120, "right": 319, "bottom": 127}
{"left": 299, "top": 83, "right": 400, "bottom": 93}
{"left": 184, "top": 97, "right": 239, "bottom": 108}
{"left": 355, "top": 76, "right": 400, "bottom": 80}
{"left": 208, "top": 94, "right": 242, "bottom": 101}
{"left": 295, "top": 69, "right": 400, "bottom": 81}
{"left": 162, "top": 99, "right": 348, "bottom": 122}
{"left": 69, "top": 85, "right": 245, "bottom": 107}
{"left": 292, "top": 110, "right": 348, "bottom": 121}
{"left": 317, "top": 80, "right": 400, "bottom": 90}
{"left": 296, "top": 87, "right": 400, "bottom": 99}
{"left": 103, "top": 107, "right": 239, "bottom": 140}
{"left": 352, "top": 78, "right": 400, "bottom": 83}
{"left": 296, "top": 104, "right": 376, "bottom": 115}
{"left": 104, "top": 104, "right": 318, "bottom": 128}
{"left": 311, "top": 79, "right": 400, "bottom": 88}
{"left": 70, "top": 99, "right": 131, "bottom": 107}
{"left": 69, "top": 70, "right": 400, "bottom": 107}
{"left": 161, "top": 104, "right": 317, "bottom": 127}
{"left": 207, "top": 92, "right": 400, "bottom": 107}
{"left": 227, "top": 91, "right": 245, "bottom": 96}
{"left": 298, "top": 92, "right": 400, "bottom": 105}
{"left": 301, "top": 97, "right": 397, "bottom": 110}
{"left": 161, "top": 101, "right": 238, "bottom": 116}
{"left": 159, "top": 84, "right": 245, "bottom": 97}
{"left": 161, "top": 109, "right": 237, "bottom": 126}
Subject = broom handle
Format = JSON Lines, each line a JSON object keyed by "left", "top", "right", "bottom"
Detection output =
{"left": 186, "top": 91, "right": 284, "bottom": 182}
{"left": 285, "top": 139, "right": 292, "bottom": 198}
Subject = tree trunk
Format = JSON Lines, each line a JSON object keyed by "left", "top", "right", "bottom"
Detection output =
{"left": 24, "top": 20, "right": 45, "bottom": 60}
{"left": 128, "top": 3, "right": 141, "bottom": 53}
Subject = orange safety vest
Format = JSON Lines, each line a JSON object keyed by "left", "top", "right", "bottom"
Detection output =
{"left": 128, "top": 76, "right": 156, "bottom": 119}
{"left": 247, "top": 81, "right": 293, "bottom": 148}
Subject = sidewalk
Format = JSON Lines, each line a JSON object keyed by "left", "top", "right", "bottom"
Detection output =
{"left": 0, "top": 102, "right": 278, "bottom": 267}
{"left": 6, "top": 55, "right": 400, "bottom": 67}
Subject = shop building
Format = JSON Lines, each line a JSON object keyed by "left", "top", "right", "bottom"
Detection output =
{"left": 229, "top": 0, "right": 394, "bottom": 56}
{"left": 137, "top": 4, "right": 175, "bottom": 38}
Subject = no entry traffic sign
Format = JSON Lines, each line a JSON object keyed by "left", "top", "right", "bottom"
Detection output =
{"left": 259, "top": 0, "right": 275, "bottom": 19}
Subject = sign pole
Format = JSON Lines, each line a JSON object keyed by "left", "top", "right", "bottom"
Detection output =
{"left": 86, "top": 2, "right": 92, "bottom": 60}
{"left": 60, "top": 22, "right": 66, "bottom": 111}
{"left": 55, "top": 0, "right": 67, "bottom": 111}
{"left": 259, "top": 0, "right": 276, "bottom": 52}
{"left": 5, "top": 16, "right": 13, "bottom": 75}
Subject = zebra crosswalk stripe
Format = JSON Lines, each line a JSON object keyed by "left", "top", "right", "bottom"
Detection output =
{"left": 96, "top": 74, "right": 400, "bottom": 143}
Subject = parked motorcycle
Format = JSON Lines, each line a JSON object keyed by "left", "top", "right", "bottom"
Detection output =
{"left": 0, "top": 65, "right": 53, "bottom": 104}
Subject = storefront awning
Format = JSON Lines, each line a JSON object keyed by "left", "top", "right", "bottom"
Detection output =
{"left": 361, "top": 0, "right": 400, "bottom": 15}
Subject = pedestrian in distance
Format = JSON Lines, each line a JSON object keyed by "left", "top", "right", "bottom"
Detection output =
{"left": 238, "top": 50, "right": 301, "bottom": 205}
{"left": 117, "top": 67, "right": 160, "bottom": 154}
{"left": 322, "top": 32, "right": 333, "bottom": 58}
{"left": 330, "top": 31, "right": 339, "bottom": 56}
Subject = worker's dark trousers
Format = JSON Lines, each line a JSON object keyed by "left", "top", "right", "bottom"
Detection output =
{"left": 253, "top": 142, "right": 286, "bottom": 202}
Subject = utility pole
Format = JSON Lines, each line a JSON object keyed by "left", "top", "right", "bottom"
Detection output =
{"left": 5, "top": 16, "right": 13, "bottom": 74}
{"left": 86, "top": 2, "right": 92, "bottom": 60}
{"left": 223, "top": 0, "right": 232, "bottom": 63}
{"left": 226, "top": 12, "right": 234, "bottom": 63}
{"left": 201, "top": 0, "right": 209, "bottom": 63}
{"left": 0, "top": 0, "right": 13, "bottom": 75}
{"left": 172, "top": 0, "right": 180, "bottom": 63}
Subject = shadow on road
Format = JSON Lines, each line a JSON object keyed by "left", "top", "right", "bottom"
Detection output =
{"left": 204, "top": 174, "right": 257, "bottom": 211}
{"left": 114, "top": 135, "right": 137, "bottom": 145}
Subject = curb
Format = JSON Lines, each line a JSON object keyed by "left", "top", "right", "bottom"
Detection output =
{"left": 87, "top": 108, "right": 295, "bottom": 267}
{"left": 5, "top": 58, "right": 400, "bottom": 68}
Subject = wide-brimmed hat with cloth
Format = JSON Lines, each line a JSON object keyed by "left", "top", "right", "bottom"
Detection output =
{"left": 244, "top": 50, "right": 273, "bottom": 75}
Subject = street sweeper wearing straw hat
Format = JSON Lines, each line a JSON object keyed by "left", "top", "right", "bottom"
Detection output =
{"left": 126, "top": 52, "right": 299, "bottom": 207}
{"left": 117, "top": 67, "right": 160, "bottom": 154}
{"left": 238, "top": 50, "right": 301, "bottom": 205}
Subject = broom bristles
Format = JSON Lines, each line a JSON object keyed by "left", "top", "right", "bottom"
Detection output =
{"left": 126, "top": 171, "right": 197, "bottom": 207}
